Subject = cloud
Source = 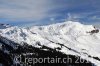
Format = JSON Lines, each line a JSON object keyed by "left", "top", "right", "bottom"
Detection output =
{"left": 0, "top": 0, "right": 100, "bottom": 26}
{"left": 0, "top": 0, "right": 90, "bottom": 20}
{"left": 0, "top": 0, "right": 74, "bottom": 21}
{"left": 0, "top": 0, "right": 55, "bottom": 21}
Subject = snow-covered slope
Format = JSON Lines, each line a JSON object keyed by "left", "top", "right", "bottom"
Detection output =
{"left": 0, "top": 21, "right": 100, "bottom": 66}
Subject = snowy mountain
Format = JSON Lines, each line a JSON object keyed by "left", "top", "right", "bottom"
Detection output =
{"left": 0, "top": 23, "right": 11, "bottom": 29}
{"left": 0, "top": 21, "right": 100, "bottom": 66}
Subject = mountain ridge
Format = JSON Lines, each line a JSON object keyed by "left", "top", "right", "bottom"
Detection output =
{"left": 0, "top": 21, "right": 100, "bottom": 66}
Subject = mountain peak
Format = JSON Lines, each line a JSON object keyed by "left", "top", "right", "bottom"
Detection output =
{"left": 0, "top": 23, "right": 11, "bottom": 29}
{"left": 0, "top": 21, "right": 100, "bottom": 65}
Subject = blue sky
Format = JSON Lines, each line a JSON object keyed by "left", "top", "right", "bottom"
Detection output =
{"left": 0, "top": 0, "right": 100, "bottom": 27}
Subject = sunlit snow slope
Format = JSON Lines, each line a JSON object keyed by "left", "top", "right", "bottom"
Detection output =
{"left": 0, "top": 21, "right": 100, "bottom": 66}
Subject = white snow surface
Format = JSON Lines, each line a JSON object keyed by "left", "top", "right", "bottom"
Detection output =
{"left": 0, "top": 21, "right": 100, "bottom": 66}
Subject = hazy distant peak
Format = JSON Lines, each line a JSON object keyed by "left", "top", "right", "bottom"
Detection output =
{"left": 0, "top": 23, "right": 11, "bottom": 29}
